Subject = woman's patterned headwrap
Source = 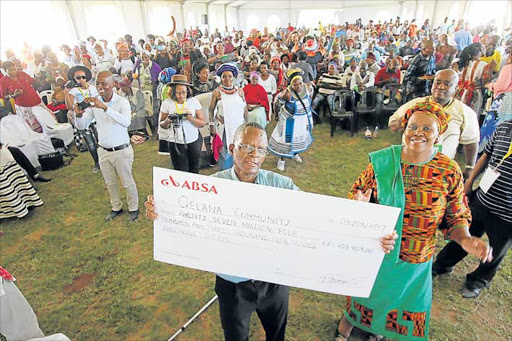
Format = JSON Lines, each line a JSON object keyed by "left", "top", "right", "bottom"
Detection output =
{"left": 401, "top": 101, "right": 450, "bottom": 135}
{"left": 216, "top": 63, "right": 239, "bottom": 78}
{"left": 285, "top": 68, "right": 304, "bottom": 84}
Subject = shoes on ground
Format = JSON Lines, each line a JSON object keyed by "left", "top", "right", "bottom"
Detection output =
{"left": 461, "top": 286, "right": 483, "bottom": 298}
{"left": 277, "top": 160, "right": 285, "bottom": 171}
{"left": 33, "top": 174, "right": 52, "bottom": 182}
{"left": 431, "top": 264, "right": 454, "bottom": 277}
{"left": 105, "top": 209, "right": 123, "bottom": 222}
{"left": 129, "top": 210, "right": 139, "bottom": 221}
{"left": 293, "top": 154, "right": 303, "bottom": 163}
{"left": 92, "top": 165, "right": 100, "bottom": 173}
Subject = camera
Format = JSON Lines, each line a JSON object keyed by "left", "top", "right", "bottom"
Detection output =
{"left": 77, "top": 101, "right": 92, "bottom": 110}
{"left": 168, "top": 113, "right": 187, "bottom": 128}
{"left": 64, "top": 80, "right": 81, "bottom": 89}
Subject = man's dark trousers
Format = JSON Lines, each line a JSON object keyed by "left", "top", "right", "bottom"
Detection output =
{"left": 434, "top": 195, "right": 512, "bottom": 289}
{"left": 215, "top": 275, "right": 289, "bottom": 341}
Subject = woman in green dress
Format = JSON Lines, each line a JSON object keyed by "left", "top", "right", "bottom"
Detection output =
{"left": 335, "top": 102, "right": 493, "bottom": 341}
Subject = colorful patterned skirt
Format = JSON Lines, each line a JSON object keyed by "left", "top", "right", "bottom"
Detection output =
{"left": 268, "top": 106, "right": 313, "bottom": 158}
{"left": 0, "top": 160, "right": 43, "bottom": 219}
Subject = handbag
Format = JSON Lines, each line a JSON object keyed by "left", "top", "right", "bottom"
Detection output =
{"left": 38, "top": 152, "right": 64, "bottom": 171}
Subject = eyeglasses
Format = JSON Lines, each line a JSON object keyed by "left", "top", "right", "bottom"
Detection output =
{"left": 237, "top": 143, "right": 269, "bottom": 156}
{"left": 75, "top": 76, "right": 87, "bottom": 80}
{"left": 175, "top": 91, "right": 188, "bottom": 95}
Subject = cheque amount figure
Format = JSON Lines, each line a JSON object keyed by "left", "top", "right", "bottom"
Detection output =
{"left": 145, "top": 122, "right": 398, "bottom": 341}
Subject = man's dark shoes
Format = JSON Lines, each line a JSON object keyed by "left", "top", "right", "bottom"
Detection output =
{"left": 33, "top": 174, "right": 52, "bottom": 182}
{"left": 431, "top": 263, "right": 453, "bottom": 277}
{"left": 105, "top": 209, "right": 123, "bottom": 222}
{"left": 461, "top": 286, "right": 483, "bottom": 298}
{"left": 129, "top": 210, "right": 139, "bottom": 221}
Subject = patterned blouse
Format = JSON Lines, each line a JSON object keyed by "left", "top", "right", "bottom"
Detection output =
{"left": 349, "top": 151, "right": 471, "bottom": 263}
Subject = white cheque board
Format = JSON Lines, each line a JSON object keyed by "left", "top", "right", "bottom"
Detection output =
{"left": 153, "top": 167, "right": 400, "bottom": 297}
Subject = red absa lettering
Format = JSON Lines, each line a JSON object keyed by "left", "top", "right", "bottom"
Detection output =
{"left": 161, "top": 175, "right": 180, "bottom": 187}
{"left": 161, "top": 175, "right": 218, "bottom": 194}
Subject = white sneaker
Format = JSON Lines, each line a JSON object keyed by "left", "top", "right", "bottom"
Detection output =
{"left": 277, "top": 160, "right": 285, "bottom": 171}
{"left": 293, "top": 154, "right": 303, "bottom": 163}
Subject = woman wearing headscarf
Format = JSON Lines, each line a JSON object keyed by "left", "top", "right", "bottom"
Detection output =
{"left": 268, "top": 68, "right": 314, "bottom": 171}
{"left": 269, "top": 56, "right": 286, "bottom": 92}
{"left": 118, "top": 78, "right": 149, "bottom": 133}
{"left": 335, "top": 102, "right": 492, "bottom": 341}
{"left": 258, "top": 61, "right": 278, "bottom": 110}
{"left": 191, "top": 58, "right": 219, "bottom": 96}
{"left": 243, "top": 71, "right": 269, "bottom": 128}
{"left": 159, "top": 74, "right": 205, "bottom": 173}
{"left": 133, "top": 53, "right": 162, "bottom": 93}
{"left": 209, "top": 63, "right": 248, "bottom": 170}
{"left": 455, "top": 43, "right": 493, "bottom": 115}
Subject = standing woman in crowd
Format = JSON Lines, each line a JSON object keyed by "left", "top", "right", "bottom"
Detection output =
{"left": 93, "top": 43, "right": 115, "bottom": 74}
{"left": 191, "top": 58, "right": 219, "bottom": 96}
{"left": 268, "top": 68, "right": 314, "bottom": 171}
{"left": 258, "top": 61, "right": 278, "bottom": 119}
{"left": 455, "top": 43, "right": 493, "bottom": 115}
{"left": 64, "top": 65, "right": 101, "bottom": 173}
{"left": 133, "top": 53, "right": 162, "bottom": 95}
{"left": 0, "top": 61, "right": 44, "bottom": 132}
{"left": 243, "top": 71, "right": 270, "bottom": 128}
{"left": 269, "top": 56, "right": 286, "bottom": 92}
{"left": 335, "top": 102, "right": 492, "bottom": 341}
{"left": 159, "top": 74, "right": 205, "bottom": 173}
{"left": 118, "top": 78, "right": 148, "bottom": 133}
{"left": 209, "top": 63, "right": 248, "bottom": 170}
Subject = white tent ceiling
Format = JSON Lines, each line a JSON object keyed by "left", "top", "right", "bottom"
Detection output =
{"left": 1, "top": 0, "right": 511, "bottom": 56}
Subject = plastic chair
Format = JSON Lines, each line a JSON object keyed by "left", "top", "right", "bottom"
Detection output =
{"left": 354, "top": 87, "right": 377, "bottom": 130}
{"left": 39, "top": 90, "right": 54, "bottom": 106}
{"left": 378, "top": 83, "right": 405, "bottom": 127}
{"left": 330, "top": 90, "right": 356, "bottom": 137}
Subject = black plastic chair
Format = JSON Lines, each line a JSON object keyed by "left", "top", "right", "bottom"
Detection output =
{"left": 378, "top": 83, "right": 405, "bottom": 127}
{"left": 354, "top": 87, "right": 377, "bottom": 130}
{"left": 330, "top": 90, "right": 356, "bottom": 137}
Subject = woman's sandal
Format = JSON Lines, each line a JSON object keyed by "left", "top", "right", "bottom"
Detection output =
{"left": 335, "top": 329, "right": 350, "bottom": 341}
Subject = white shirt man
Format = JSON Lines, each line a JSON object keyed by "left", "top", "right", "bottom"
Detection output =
{"left": 74, "top": 71, "right": 139, "bottom": 221}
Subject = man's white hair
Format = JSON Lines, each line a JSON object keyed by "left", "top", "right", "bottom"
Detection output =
{"left": 232, "top": 122, "right": 267, "bottom": 146}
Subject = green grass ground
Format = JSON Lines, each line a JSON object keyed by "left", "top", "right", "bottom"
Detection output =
{"left": 1, "top": 122, "right": 511, "bottom": 341}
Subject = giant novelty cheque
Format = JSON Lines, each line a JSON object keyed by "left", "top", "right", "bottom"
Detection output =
{"left": 153, "top": 167, "right": 400, "bottom": 297}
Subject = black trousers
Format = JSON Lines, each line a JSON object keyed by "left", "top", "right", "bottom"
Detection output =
{"left": 168, "top": 136, "right": 202, "bottom": 174}
{"left": 214, "top": 276, "right": 289, "bottom": 341}
{"left": 434, "top": 195, "right": 512, "bottom": 289}
{"left": 7, "top": 146, "right": 38, "bottom": 178}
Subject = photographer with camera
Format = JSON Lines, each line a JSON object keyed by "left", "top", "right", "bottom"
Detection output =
{"left": 74, "top": 70, "right": 139, "bottom": 222}
{"left": 64, "top": 65, "right": 100, "bottom": 173}
{"left": 159, "top": 74, "right": 206, "bottom": 173}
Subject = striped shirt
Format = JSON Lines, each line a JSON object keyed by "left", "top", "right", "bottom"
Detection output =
{"left": 477, "top": 121, "right": 512, "bottom": 223}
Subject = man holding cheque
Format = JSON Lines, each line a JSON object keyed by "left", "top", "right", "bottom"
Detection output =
{"left": 145, "top": 122, "right": 398, "bottom": 341}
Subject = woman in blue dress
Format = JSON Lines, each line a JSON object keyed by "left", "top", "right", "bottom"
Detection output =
{"left": 268, "top": 68, "right": 314, "bottom": 171}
